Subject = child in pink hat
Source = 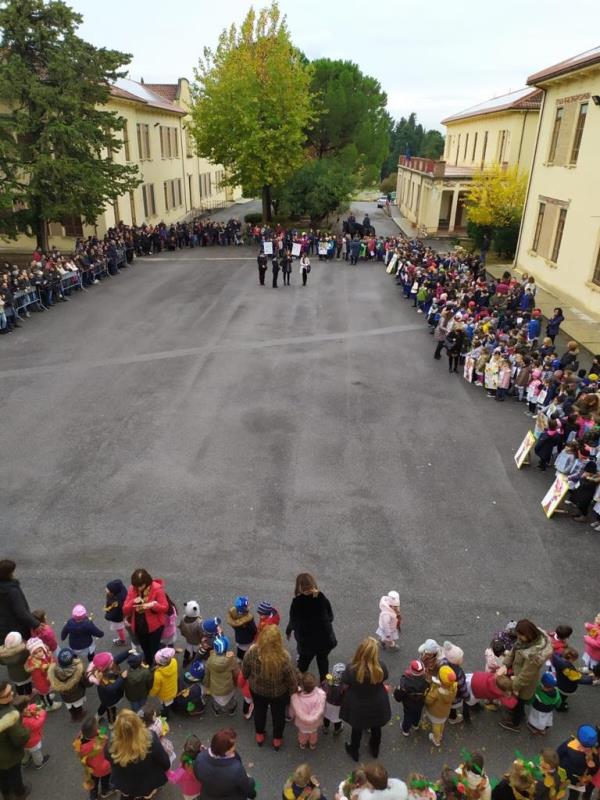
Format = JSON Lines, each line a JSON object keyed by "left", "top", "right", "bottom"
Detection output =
{"left": 61, "top": 605, "right": 104, "bottom": 662}
{"left": 24, "top": 638, "right": 61, "bottom": 711}
{"left": 87, "top": 650, "right": 129, "bottom": 724}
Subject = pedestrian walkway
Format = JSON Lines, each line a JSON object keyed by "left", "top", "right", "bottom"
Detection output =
{"left": 486, "top": 263, "right": 600, "bottom": 364}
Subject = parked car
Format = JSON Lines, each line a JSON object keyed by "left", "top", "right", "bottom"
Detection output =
{"left": 376, "top": 196, "right": 388, "bottom": 208}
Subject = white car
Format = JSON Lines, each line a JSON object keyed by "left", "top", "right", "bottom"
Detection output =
{"left": 376, "top": 197, "right": 388, "bottom": 208}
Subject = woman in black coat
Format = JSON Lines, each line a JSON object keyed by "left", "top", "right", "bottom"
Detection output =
{"left": 285, "top": 573, "right": 336, "bottom": 682}
{"left": 340, "top": 636, "right": 391, "bottom": 762}
{"left": 106, "top": 709, "right": 169, "bottom": 799}
{"left": 0, "top": 560, "right": 40, "bottom": 642}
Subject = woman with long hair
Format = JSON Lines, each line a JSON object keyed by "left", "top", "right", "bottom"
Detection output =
{"left": 499, "top": 619, "right": 552, "bottom": 732}
{"left": 286, "top": 573, "right": 337, "bottom": 682}
{"left": 122, "top": 569, "right": 169, "bottom": 665}
{"left": 242, "top": 624, "right": 299, "bottom": 751}
{"left": 106, "top": 708, "right": 169, "bottom": 799}
{"left": 340, "top": 637, "right": 391, "bottom": 762}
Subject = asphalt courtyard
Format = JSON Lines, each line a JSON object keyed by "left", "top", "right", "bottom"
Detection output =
{"left": 1, "top": 202, "right": 599, "bottom": 798}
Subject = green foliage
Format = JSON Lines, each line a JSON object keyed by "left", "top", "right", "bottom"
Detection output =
{"left": 381, "top": 112, "right": 444, "bottom": 176}
{"left": 492, "top": 221, "right": 521, "bottom": 258}
{"left": 306, "top": 59, "right": 389, "bottom": 185}
{"left": 276, "top": 157, "right": 355, "bottom": 224}
{"left": 190, "top": 2, "right": 314, "bottom": 220}
{"left": 380, "top": 172, "right": 397, "bottom": 195}
{"left": 0, "top": 0, "right": 140, "bottom": 246}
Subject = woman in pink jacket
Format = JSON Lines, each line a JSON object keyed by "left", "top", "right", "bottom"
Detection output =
{"left": 289, "top": 672, "right": 326, "bottom": 750}
{"left": 123, "top": 568, "right": 169, "bottom": 665}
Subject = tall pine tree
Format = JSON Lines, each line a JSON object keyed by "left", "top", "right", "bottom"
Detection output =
{"left": 0, "top": 0, "right": 140, "bottom": 249}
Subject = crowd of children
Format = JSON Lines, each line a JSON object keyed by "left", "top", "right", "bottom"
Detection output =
{"left": 1, "top": 572, "right": 600, "bottom": 799}
{"left": 384, "top": 238, "right": 600, "bottom": 529}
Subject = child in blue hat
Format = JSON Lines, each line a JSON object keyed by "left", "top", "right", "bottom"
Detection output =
{"left": 526, "top": 671, "right": 561, "bottom": 735}
{"left": 227, "top": 596, "right": 257, "bottom": 660}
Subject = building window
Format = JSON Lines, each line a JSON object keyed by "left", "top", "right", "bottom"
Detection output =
{"left": 444, "top": 135, "right": 450, "bottom": 158}
{"left": 481, "top": 131, "right": 488, "bottom": 165}
{"left": 551, "top": 208, "right": 567, "bottom": 263}
{"left": 593, "top": 245, "right": 600, "bottom": 287}
{"left": 532, "top": 202, "right": 545, "bottom": 252}
{"left": 163, "top": 178, "right": 183, "bottom": 210}
{"left": 123, "top": 122, "right": 131, "bottom": 161}
{"left": 159, "top": 126, "right": 179, "bottom": 159}
{"left": 188, "top": 174, "right": 193, "bottom": 205}
{"left": 129, "top": 191, "right": 136, "bottom": 225}
{"left": 548, "top": 107, "right": 563, "bottom": 163}
{"left": 570, "top": 102, "right": 588, "bottom": 164}
{"left": 497, "top": 130, "right": 509, "bottom": 163}
{"left": 185, "top": 128, "right": 194, "bottom": 158}
{"left": 62, "top": 215, "right": 83, "bottom": 237}
{"left": 136, "top": 123, "right": 151, "bottom": 160}
{"left": 142, "top": 183, "right": 156, "bottom": 217}
{"left": 471, "top": 132, "right": 478, "bottom": 162}
{"left": 463, "top": 133, "right": 469, "bottom": 160}
{"left": 455, "top": 134, "right": 460, "bottom": 165}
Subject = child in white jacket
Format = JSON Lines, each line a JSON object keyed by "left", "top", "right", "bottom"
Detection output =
{"left": 376, "top": 591, "right": 401, "bottom": 650}
{"left": 289, "top": 672, "right": 326, "bottom": 750}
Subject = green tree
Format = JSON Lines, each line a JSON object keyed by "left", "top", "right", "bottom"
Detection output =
{"left": 190, "top": 3, "right": 314, "bottom": 221}
{"left": 276, "top": 157, "right": 356, "bottom": 224}
{"left": 381, "top": 113, "right": 444, "bottom": 176}
{"left": 306, "top": 59, "right": 389, "bottom": 185}
{"left": 0, "top": 0, "right": 140, "bottom": 249}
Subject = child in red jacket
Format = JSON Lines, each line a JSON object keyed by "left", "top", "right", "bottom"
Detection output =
{"left": 73, "top": 716, "right": 112, "bottom": 800}
{"left": 24, "top": 637, "right": 61, "bottom": 711}
{"left": 16, "top": 700, "right": 50, "bottom": 769}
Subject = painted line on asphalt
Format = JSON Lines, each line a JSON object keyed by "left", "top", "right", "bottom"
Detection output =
{"left": 0, "top": 323, "right": 422, "bottom": 379}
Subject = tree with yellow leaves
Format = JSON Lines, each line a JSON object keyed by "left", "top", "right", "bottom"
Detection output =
{"left": 466, "top": 165, "right": 528, "bottom": 257}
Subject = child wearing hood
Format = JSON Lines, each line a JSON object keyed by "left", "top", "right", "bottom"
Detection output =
{"left": 376, "top": 591, "right": 401, "bottom": 650}
{"left": 104, "top": 579, "right": 127, "bottom": 646}
{"left": 123, "top": 651, "right": 153, "bottom": 712}
{"left": 393, "top": 659, "right": 428, "bottom": 735}
{"left": 0, "top": 632, "right": 31, "bottom": 696}
{"left": 322, "top": 662, "right": 345, "bottom": 735}
{"left": 417, "top": 639, "right": 442, "bottom": 680}
{"left": 289, "top": 672, "right": 326, "bottom": 750}
{"left": 61, "top": 605, "right": 104, "bottom": 662}
{"left": 257, "top": 601, "right": 281, "bottom": 632}
{"left": 227, "top": 596, "right": 258, "bottom": 660}
{"left": 150, "top": 647, "right": 178, "bottom": 717}
{"left": 48, "top": 647, "right": 87, "bottom": 721}
{"left": 424, "top": 665, "right": 457, "bottom": 747}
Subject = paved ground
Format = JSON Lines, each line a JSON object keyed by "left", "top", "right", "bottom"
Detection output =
{"left": 1, "top": 201, "right": 599, "bottom": 798}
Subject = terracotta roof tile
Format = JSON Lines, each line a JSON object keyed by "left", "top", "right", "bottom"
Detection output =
{"left": 110, "top": 78, "right": 185, "bottom": 115}
{"left": 144, "top": 83, "right": 178, "bottom": 102}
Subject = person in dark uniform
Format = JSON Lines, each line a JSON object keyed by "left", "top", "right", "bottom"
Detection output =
{"left": 281, "top": 251, "right": 292, "bottom": 286}
{"left": 271, "top": 255, "right": 280, "bottom": 288}
{"left": 257, "top": 252, "right": 268, "bottom": 286}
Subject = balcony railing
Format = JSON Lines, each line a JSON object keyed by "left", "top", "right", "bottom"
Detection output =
{"left": 398, "top": 155, "right": 436, "bottom": 174}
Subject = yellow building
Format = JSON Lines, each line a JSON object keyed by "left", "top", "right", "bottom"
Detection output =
{"left": 2, "top": 77, "right": 240, "bottom": 253}
{"left": 396, "top": 88, "right": 541, "bottom": 236}
{"left": 514, "top": 47, "right": 600, "bottom": 317}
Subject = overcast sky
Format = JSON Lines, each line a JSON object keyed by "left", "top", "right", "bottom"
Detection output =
{"left": 71, "top": 0, "right": 599, "bottom": 130}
